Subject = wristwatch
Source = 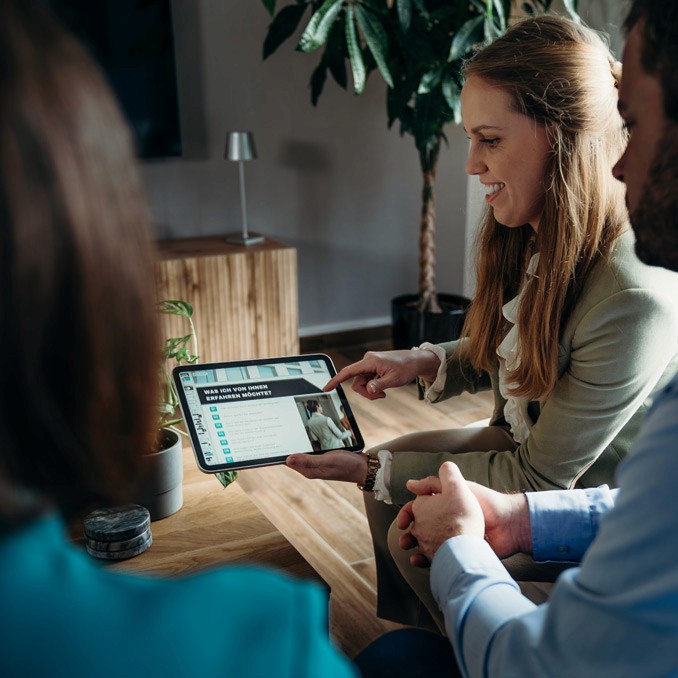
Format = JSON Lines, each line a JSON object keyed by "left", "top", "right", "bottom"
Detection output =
{"left": 357, "top": 453, "right": 381, "bottom": 492}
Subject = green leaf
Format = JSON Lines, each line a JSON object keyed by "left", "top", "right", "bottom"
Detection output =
{"left": 157, "top": 299, "right": 193, "bottom": 319}
{"left": 326, "top": 17, "right": 348, "bottom": 89}
{"left": 310, "top": 58, "right": 328, "bottom": 105}
{"left": 162, "top": 329, "right": 197, "bottom": 362}
{"left": 159, "top": 402, "right": 175, "bottom": 415}
{"left": 298, "top": 0, "right": 344, "bottom": 53}
{"left": 484, "top": 16, "right": 499, "bottom": 41}
{"left": 441, "top": 75, "right": 459, "bottom": 112}
{"left": 417, "top": 68, "right": 442, "bottom": 95}
{"left": 492, "top": 0, "right": 507, "bottom": 30}
{"left": 354, "top": 5, "right": 393, "bottom": 88}
{"left": 448, "top": 15, "right": 483, "bottom": 63}
{"left": 345, "top": 5, "right": 365, "bottom": 95}
{"left": 396, "top": 0, "right": 411, "bottom": 32}
{"left": 561, "top": 0, "right": 580, "bottom": 23}
{"left": 452, "top": 97, "right": 462, "bottom": 125}
{"left": 262, "top": 0, "right": 276, "bottom": 17}
{"left": 163, "top": 418, "right": 185, "bottom": 429}
{"left": 215, "top": 471, "right": 238, "bottom": 489}
{"left": 263, "top": 4, "right": 308, "bottom": 59}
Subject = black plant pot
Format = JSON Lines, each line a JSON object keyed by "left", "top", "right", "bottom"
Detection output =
{"left": 391, "top": 293, "right": 470, "bottom": 349}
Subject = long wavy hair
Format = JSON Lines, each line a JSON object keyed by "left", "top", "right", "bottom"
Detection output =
{"left": 460, "top": 16, "right": 628, "bottom": 400}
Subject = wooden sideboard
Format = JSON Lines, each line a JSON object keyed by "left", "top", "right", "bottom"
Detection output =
{"left": 155, "top": 235, "right": 299, "bottom": 362}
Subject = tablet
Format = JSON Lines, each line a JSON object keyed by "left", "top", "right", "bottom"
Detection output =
{"left": 173, "top": 354, "right": 365, "bottom": 473}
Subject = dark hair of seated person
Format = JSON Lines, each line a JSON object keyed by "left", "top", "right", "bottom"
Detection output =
{"left": 0, "top": 0, "right": 160, "bottom": 531}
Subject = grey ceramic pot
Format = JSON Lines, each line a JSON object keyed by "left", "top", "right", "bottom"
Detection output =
{"left": 137, "top": 428, "right": 184, "bottom": 521}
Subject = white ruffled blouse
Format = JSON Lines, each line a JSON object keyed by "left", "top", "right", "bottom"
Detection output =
{"left": 495, "top": 253, "right": 540, "bottom": 444}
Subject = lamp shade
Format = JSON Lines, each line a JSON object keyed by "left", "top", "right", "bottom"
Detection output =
{"left": 225, "top": 131, "right": 257, "bottom": 161}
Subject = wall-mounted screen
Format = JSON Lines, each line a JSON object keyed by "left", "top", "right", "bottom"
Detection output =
{"left": 46, "top": 0, "right": 182, "bottom": 159}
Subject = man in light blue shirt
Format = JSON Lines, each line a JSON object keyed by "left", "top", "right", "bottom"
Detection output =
{"left": 355, "top": 2, "right": 678, "bottom": 676}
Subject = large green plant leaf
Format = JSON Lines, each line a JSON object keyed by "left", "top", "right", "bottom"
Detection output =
{"left": 417, "top": 68, "right": 443, "bottom": 95}
{"left": 354, "top": 4, "right": 393, "bottom": 88}
{"left": 326, "top": 16, "right": 348, "bottom": 89}
{"left": 396, "top": 0, "right": 412, "bottom": 32}
{"left": 263, "top": 3, "right": 309, "bottom": 59}
{"left": 448, "top": 14, "right": 483, "bottom": 63}
{"left": 345, "top": 4, "right": 366, "bottom": 95}
{"left": 561, "top": 0, "right": 580, "bottom": 22}
{"left": 298, "top": 0, "right": 344, "bottom": 53}
{"left": 492, "top": 0, "right": 507, "bottom": 28}
{"left": 441, "top": 75, "right": 461, "bottom": 124}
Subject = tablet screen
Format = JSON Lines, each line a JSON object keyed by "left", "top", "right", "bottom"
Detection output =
{"left": 173, "top": 354, "right": 364, "bottom": 473}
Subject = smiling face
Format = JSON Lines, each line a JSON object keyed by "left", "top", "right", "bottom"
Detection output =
{"left": 462, "top": 75, "right": 552, "bottom": 231}
{"left": 612, "top": 23, "right": 678, "bottom": 271}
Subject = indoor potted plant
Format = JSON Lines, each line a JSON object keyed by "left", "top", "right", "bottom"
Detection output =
{"left": 139, "top": 300, "right": 235, "bottom": 521}
{"left": 260, "top": 0, "right": 579, "bottom": 346}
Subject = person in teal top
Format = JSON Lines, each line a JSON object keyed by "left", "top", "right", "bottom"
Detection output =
{"left": 0, "top": 2, "right": 354, "bottom": 676}
{"left": 1, "top": 515, "right": 351, "bottom": 677}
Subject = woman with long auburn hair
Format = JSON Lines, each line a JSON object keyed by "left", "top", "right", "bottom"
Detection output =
{"left": 286, "top": 16, "right": 678, "bottom": 630}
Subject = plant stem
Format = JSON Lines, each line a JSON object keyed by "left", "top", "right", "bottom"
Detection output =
{"left": 187, "top": 313, "right": 199, "bottom": 364}
{"left": 417, "top": 135, "right": 443, "bottom": 314}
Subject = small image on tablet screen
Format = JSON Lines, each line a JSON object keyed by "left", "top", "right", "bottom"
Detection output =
{"left": 173, "top": 354, "right": 364, "bottom": 473}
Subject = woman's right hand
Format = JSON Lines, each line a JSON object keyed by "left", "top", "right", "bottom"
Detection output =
{"left": 324, "top": 349, "right": 442, "bottom": 400}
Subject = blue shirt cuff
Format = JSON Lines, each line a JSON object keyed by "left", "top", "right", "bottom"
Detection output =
{"left": 527, "top": 487, "right": 616, "bottom": 562}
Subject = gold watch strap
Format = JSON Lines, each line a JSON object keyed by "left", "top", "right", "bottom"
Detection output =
{"left": 358, "top": 453, "right": 380, "bottom": 492}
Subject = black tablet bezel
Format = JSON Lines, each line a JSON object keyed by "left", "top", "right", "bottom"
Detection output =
{"left": 172, "top": 353, "right": 365, "bottom": 473}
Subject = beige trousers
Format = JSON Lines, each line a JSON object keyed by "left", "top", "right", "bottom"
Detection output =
{"left": 363, "top": 426, "right": 572, "bottom": 633}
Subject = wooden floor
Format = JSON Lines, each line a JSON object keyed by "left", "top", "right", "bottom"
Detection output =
{"left": 237, "top": 341, "right": 494, "bottom": 657}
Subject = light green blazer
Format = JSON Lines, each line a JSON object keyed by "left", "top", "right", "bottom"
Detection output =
{"left": 390, "top": 231, "right": 678, "bottom": 503}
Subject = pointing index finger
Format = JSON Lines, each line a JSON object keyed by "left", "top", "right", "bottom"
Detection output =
{"left": 323, "top": 360, "right": 374, "bottom": 392}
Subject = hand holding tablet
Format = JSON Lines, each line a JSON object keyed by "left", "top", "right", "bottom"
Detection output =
{"left": 173, "top": 354, "right": 364, "bottom": 473}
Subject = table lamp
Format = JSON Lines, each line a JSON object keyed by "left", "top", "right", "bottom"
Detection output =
{"left": 225, "top": 131, "right": 264, "bottom": 245}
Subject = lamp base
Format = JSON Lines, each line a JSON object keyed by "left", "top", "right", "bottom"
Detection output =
{"left": 225, "top": 232, "right": 265, "bottom": 246}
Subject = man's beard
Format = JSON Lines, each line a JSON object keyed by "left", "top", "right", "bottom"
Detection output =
{"left": 631, "top": 124, "right": 678, "bottom": 273}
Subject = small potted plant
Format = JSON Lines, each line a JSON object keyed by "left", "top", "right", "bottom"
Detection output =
{"left": 157, "top": 299, "right": 200, "bottom": 440}
{"left": 139, "top": 301, "right": 235, "bottom": 520}
{"left": 158, "top": 301, "right": 237, "bottom": 484}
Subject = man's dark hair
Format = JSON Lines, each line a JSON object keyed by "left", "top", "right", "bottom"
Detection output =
{"left": 625, "top": 1, "right": 678, "bottom": 120}
{"left": 307, "top": 400, "right": 320, "bottom": 413}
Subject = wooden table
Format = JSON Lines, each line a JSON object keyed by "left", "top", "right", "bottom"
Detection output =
{"left": 107, "top": 443, "right": 322, "bottom": 584}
